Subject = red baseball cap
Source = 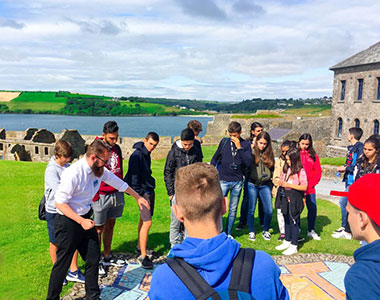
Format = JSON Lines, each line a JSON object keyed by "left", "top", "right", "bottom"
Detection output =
{"left": 330, "top": 174, "right": 380, "bottom": 226}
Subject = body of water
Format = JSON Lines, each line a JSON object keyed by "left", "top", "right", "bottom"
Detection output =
{"left": 0, "top": 114, "right": 213, "bottom": 137}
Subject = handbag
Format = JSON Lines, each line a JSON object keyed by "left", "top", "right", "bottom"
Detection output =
{"left": 38, "top": 194, "right": 47, "bottom": 221}
{"left": 38, "top": 188, "right": 51, "bottom": 221}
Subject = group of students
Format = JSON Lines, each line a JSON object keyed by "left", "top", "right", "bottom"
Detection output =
{"left": 44, "top": 121, "right": 159, "bottom": 299}
{"left": 207, "top": 121, "right": 322, "bottom": 255}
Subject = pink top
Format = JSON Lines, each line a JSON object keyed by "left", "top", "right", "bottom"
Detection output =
{"left": 300, "top": 149, "right": 322, "bottom": 195}
{"left": 280, "top": 168, "right": 308, "bottom": 191}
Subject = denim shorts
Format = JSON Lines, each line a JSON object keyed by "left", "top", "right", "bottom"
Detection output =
{"left": 45, "top": 212, "right": 57, "bottom": 244}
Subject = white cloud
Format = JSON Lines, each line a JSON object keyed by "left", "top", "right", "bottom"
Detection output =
{"left": 0, "top": 0, "right": 380, "bottom": 100}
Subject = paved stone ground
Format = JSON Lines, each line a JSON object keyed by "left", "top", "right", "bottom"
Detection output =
{"left": 63, "top": 252, "right": 354, "bottom": 300}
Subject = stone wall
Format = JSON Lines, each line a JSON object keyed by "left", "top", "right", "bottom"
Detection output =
{"left": 331, "top": 63, "right": 380, "bottom": 147}
{"left": 205, "top": 114, "right": 333, "bottom": 157}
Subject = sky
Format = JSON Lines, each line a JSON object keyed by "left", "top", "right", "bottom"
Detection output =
{"left": 0, "top": 0, "right": 380, "bottom": 101}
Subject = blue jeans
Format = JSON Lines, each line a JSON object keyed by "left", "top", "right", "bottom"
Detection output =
{"left": 339, "top": 184, "right": 349, "bottom": 227}
{"left": 305, "top": 194, "right": 317, "bottom": 231}
{"left": 246, "top": 182, "right": 273, "bottom": 233}
{"left": 220, "top": 180, "right": 243, "bottom": 235}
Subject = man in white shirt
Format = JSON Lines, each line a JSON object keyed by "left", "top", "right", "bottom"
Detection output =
{"left": 47, "top": 139, "right": 150, "bottom": 300}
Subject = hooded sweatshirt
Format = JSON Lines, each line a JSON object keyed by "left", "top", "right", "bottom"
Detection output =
{"left": 164, "top": 139, "right": 202, "bottom": 197}
{"left": 125, "top": 141, "right": 155, "bottom": 196}
{"left": 44, "top": 156, "right": 69, "bottom": 214}
{"left": 149, "top": 233, "right": 289, "bottom": 300}
{"left": 344, "top": 239, "right": 380, "bottom": 299}
{"left": 299, "top": 149, "right": 322, "bottom": 195}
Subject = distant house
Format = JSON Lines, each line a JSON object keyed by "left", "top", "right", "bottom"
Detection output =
{"left": 330, "top": 41, "right": 380, "bottom": 147}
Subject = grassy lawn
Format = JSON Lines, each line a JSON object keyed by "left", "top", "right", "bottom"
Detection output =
{"left": 282, "top": 105, "right": 331, "bottom": 116}
{"left": 232, "top": 113, "right": 282, "bottom": 119}
{"left": 5, "top": 101, "right": 66, "bottom": 112}
{"left": 320, "top": 157, "right": 346, "bottom": 166}
{"left": 0, "top": 146, "right": 358, "bottom": 299}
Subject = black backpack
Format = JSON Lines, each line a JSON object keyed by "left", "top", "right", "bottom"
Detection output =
{"left": 167, "top": 248, "right": 256, "bottom": 300}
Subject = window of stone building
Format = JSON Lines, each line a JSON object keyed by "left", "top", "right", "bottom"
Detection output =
{"left": 354, "top": 118, "right": 360, "bottom": 128}
{"left": 340, "top": 80, "right": 346, "bottom": 101}
{"left": 0, "top": 143, "right": 3, "bottom": 151}
{"left": 357, "top": 79, "right": 363, "bottom": 101}
{"left": 337, "top": 118, "right": 343, "bottom": 138}
{"left": 44, "top": 147, "right": 48, "bottom": 155}
{"left": 374, "top": 120, "right": 379, "bottom": 135}
{"left": 377, "top": 77, "right": 380, "bottom": 100}
{"left": 35, "top": 146, "right": 39, "bottom": 154}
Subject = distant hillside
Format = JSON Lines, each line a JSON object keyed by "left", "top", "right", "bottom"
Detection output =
{"left": 0, "top": 91, "right": 202, "bottom": 116}
{"left": 0, "top": 90, "right": 332, "bottom": 116}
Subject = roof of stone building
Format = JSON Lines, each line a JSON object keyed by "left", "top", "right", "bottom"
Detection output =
{"left": 267, "top": 128, "right": 291, "bottom": 141}
{"left": 330, "top": 41, "right": 380, "bottom": 70}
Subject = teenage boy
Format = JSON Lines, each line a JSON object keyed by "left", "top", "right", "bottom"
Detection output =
{"left": 330, "top": 174, "right": 380, "bottom": 299}
{"left": 125, "top": 132, "right": 159, "bottom": 269}
{"left": 332, "top": 127, "right": 363, "bottom": 239}
{"left": 47, "top": 139, "right": 149, "bottom": 300}
{"left": 92, "top": 121, "right": 125, "bottom": 276}
{"left": 149, "top": 163, "right": 289, "bottom": 300}
{"left": 237, "top": 121, "right": 263, "bottom": 231}
{"left": 164, "top": 128, "right": 202, "bottom": 247}
{"left": 211, "top": 121, "right": 253, "bottom": 237}
{"left": 187, "top": 120, "right": 203, "bottom": 159}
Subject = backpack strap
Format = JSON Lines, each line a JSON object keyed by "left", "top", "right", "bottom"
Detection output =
{"left": 167, "top": 257, "right": 221, "bottom": 300}
{"left": 228, "top": 248, "right": 256, "bottom": 298}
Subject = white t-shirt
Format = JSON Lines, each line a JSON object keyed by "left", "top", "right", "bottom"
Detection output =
{"left": 55, "top": 157, "right": 129, "bottom": 215}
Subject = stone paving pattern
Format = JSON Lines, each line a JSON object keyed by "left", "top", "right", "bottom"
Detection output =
{"left": 64, "top": 253, "right": 354, "bottom": 300}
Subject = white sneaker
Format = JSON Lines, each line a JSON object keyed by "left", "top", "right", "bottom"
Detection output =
{"left": 275, "top": 240, "right": 291, "bottom": 251}
{"left": 332, "top": 230, "right": 352, "bottom": 239}
{"left": 307, "top": 230, "right": 321, "bottom": 240}
{"left": 228, "top": 234, "right": 234, "bottom": 240}
{"left": 282, "top": 244, "right": 298, "bottom": 255}
{"left": 98, "top": 262, "right": 106, "bottom": 277}
{"left": 248, "top": 232, "right": 256, "bottom": 241}
{"left": 333, "top": 227, "right": 345, "bottom": 234}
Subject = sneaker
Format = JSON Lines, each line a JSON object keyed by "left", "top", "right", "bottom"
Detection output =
{"left": 227, "top": 234, "right": 234, "bottom": 240}
{"left": 248, "top": 232, "right": 256, "bottom": 241}
{"left": 282, "top": 244, "right": 298, "bottom": 255}
{"left": 136, "top": 248, "right": 159, "bottom": 259}
{"left": 262, "top": 231, "right": 271, "bottom": 241}
{"left": 140, "top": 256, "right": 153, "bottom": 269}
{"left": 98, "top": 262, "right": 107, "bottom": 278}
{"left": 278, "top": 234, "right": 285, "bottom": 241}
{"left": 103, "top": 255, "right": 126, "bottom": 267}
{"left": 333, "top": 226, "right": 345, "bottom": 234}
{"left": 307, "top": 230, "right": 321, "bottom": 240}
{"left": 275, "top": 240, "right": 291, "bottom": 251}
{"left": 63, "top": 278, "right": 67, "bottom": 286}
{"left": 332, "top": 230, "right": 352, "bottom": 239}
{"left": 66, "top": 269, "right": 85, "bottom": 284}
{"left": 236, "top": 223, "right": 245, "bottom": 231}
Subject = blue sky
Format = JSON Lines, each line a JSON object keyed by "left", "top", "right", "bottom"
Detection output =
{"left": 0, "top": 0, "right": 379, "bottom": 101}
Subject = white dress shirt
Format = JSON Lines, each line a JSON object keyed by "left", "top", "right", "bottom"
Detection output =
{"left": 55, "top": 157, "right": 129, "bottom": 216}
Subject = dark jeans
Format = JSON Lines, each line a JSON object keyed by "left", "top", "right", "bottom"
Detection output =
{"left": 305, "top": 194, "right": 317, "bottom": 231}
{"left": 247, "top": 182, "right": 273, "bottom": 232}
{"left": 284, "top": 213, "right": 300, "bottom": 246}
{"left": 47, "top": 213, "right": 100, "bottom": 300}
{"left": 240, "top": 179, "right": 264, "bottom": 226}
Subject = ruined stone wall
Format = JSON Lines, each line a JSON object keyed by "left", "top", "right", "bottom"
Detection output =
{"left": 331, "top": 63, "right": 380, "bottom": 147}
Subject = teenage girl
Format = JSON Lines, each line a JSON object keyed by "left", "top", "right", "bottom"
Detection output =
{"left": 298, "top": 133, "right": 322, "bottom": 240}
{"left": 354, "top": 135, "right": 380, "bottom": 180}
{"left": 275, "top": 148, "right": 307, "bottom": 255}
{"left": 273, "top": 140, "right": 291, "bottom": 241}
{"left": 247, "top": 131, "right": 274, "bottom": 241}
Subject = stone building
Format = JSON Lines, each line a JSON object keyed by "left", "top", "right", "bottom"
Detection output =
{"left": 329, "top": 41, "right": 380, "bottom": 152}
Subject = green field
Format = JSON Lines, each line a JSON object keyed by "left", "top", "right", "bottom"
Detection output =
{"left": 0, "top": 91, "right": 199, "bottom": 116}
{"left": 0, "top": 146, "right": 358, "bottom": 299}
{"left": 320, "top": 157, "right": 346, "bottom": 166}
{"left": 282, "top": 104, "right": 331, "bottom": 116}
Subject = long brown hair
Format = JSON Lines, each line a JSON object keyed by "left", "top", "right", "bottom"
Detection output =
{"left": 298, "top": 133, "right": 317, "bottom": 161}
{"left": 254, "top": 131, "right": 274, "bottom": 168}
{"left": 283, "top": 147, "right": 303, "bottom": 175}
{"left": 361, "top": 135, "right": 380, "bottom": 169}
